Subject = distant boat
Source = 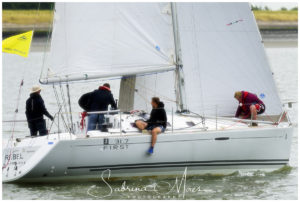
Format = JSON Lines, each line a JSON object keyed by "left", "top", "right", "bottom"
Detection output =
{"left": 2, "top": 2, "right": 293, "bottom": 183}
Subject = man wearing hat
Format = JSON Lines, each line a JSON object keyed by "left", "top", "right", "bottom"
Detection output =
{"left": 25, "top": 85, "right": 54, "bottom": 136}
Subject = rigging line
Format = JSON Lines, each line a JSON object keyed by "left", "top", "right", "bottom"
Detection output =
{"left": 66, "top": 81, "right": 74, "bottom": 133}
{"left": 33, "top": 2, "right": 41, "bottom": 33}
{"left": 278, "top": 111, "right": 287, "bottom": 124}
{"left": 48, "top": 104, "right": 63, "bottom": 133}
{"left": 3, "top": 116, "right": 52, "bottom": 123}
{"left": 143, "top": 75, "right": 149, "bottom": 110}
{"left": 219, "top": 120, "right": 243, "bottom": 130}
{"left": 40, "top": 3, "right": 55, "bottom": 81}
{"left": 133, "top": 78, "right": 150, "bottom": 108}
{"left": 135, "top": 81, "right": 176, "bottom": 103}
{"left": 63, "top": 3, "right": 69, "bottom": 72}
{"left": 3, "top": 3, "right": 42, "bottom": 170}
{"left": 52, "top": 85, "right": 69, "bottom": 132}
{"left": 191, "top": 5, "right": 205, "bottom": 118}
{"left": 155, "top": 73, "right": 157, "bottom": 96}
{"left": 135, "top": 90, "right": 150, "bottom": 105}
{"left": 50, "top": 4, "right": 74, "bottom": 132}
{"left": 53, "top": 85, "right": 68, "bottom": 130}
{"left": 59, "top": 83, "right": 71, "bottom": 126}
{"left": 2, "top": 80, "right": 24, "bottom": 170}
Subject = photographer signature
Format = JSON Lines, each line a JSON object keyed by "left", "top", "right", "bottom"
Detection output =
{"left": 87, "top": 167, "right": 206, "bottom": 199}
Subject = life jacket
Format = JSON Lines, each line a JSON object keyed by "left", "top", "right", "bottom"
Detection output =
{"left": 241, "top": 91, "right": 249, "bottom": 112}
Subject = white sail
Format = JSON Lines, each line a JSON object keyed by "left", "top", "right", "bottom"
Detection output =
{"left": 133, "top": 71, "right": 177, "bottom": 113}
{"left": 41, "top": 3, "right": 175, "bottom": 84}
{"left": 175, "top": 3, "right": 282, "bottom": 116}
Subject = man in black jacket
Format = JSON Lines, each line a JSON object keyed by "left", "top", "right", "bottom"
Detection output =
{"left": 79, "top": 83, "right": 117, "bottom": 131}
{"left": 135, "top": 97, "right": 167, "bottom": 154}
{"left": 25, "top": 86, "right": 54, "bottom": 136}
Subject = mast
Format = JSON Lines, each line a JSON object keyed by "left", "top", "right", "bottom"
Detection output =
{"left": 118, "top": 75, "right": 136, "bottom": 111}
{"left": 171, "top": 2, "right": 187, "bottom": 112}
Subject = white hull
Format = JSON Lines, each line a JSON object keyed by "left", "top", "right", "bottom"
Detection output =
{"left": 2, "top": 116, "right": 293, "bottom": 182}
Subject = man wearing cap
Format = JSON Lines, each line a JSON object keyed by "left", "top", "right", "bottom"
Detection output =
{"left": 79, "top": 83, "right": 117, "bottom": 131}
{"left": 234, "top": 91, "right": 265, "bottom": 126}
{"left": 25, "top": 85, "right": 54, "bottom": 136}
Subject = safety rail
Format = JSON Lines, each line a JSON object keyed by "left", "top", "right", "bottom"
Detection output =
{"left": 87, "top": 109, "right": 120, "bottom": 115}
{"left": 3, "top": 106, "right": 292, "bottom": 141}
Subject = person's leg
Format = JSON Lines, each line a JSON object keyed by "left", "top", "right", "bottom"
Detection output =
{"left": 87, "top": 114, "right": 98, "bottom": 131}
{"left": 250, "top": 104, "right": 258, "bottom": 126}
{"left": 151, "top": 127, "right": 162, "bottom": 147}
{"left": 37, "top": 119, "right": 48, "bottom": 136}
{"left": 98, "top": 114, "right": 105, "bottom": 131}
{"left": 135, "top": 120, "right": 148, "bottom": 130}
{"left": 250, "top": 105, "right": 257, "bottom": 120}
{"left": 29, "top": 122, "right": 37, "bottom": 136}
{"left": 148, "top": 127, "right": 162, "bottom": 154}
{"left": 30, "top": 128, "right": 38, "bottom": 136}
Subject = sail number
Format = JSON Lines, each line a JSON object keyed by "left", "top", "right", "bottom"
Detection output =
{"left": 102, "top": 138, "right": 129, "bottom": 151}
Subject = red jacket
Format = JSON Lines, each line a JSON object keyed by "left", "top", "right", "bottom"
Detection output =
{"left": 235, "top": 91, "right": 264, "bottom": 118}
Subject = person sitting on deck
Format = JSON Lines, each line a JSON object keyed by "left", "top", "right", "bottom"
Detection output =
{"left": 234, "top": 91, "right": 265, "bottom": 126}
{"left": 25, "top": 85, "right": 54, "bottom": 136}
{"left": 79, "top": 83, "right": 117, "bottom": 131}
{"left": 135, "top": 97, "right": 167, "bottom": 154}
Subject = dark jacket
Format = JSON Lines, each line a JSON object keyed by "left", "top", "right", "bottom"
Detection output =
{"left": 25, "top": 93, "right": 53, "bottom": 122}
{"left": 147, "top": 102, "right": 167, "bottom": 128}
{"left": 235, "top": 91, "right": 265, "bottom": 118}
{"left": 79, "top": 88, "right": 117, "bottom": 112}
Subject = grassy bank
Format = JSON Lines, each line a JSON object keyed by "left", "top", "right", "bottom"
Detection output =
{"left": 2, "top": 9, "right": 298, "bottom": 38}
{"left": 3, "top": 9, "right": 298, "bottom": 25}
{"left": 3, "top": 10, "right": 53, "bottom": 25}
{"left": 253, "top": 10, "right": 298, "bottom": 22}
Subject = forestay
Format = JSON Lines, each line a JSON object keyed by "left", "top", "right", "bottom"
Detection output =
{"left": 134, "top": 71, "right": 177, "bottom": 113}
{"left": 40, "top": 3, "right": 175, "bottom": 84}
{"left": 176, "top": 3, "right": 282, "bottom": 116}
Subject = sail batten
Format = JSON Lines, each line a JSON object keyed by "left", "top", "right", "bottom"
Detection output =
{"left": 42, "top": 3, "right": 175, "bottom": 83}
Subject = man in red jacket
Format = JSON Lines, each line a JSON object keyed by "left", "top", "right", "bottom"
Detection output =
{"left": 234, "top": 91, "right": 265, "bottom": 126}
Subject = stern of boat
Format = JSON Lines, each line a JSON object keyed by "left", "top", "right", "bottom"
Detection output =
{"left": 2, "top": 133, "right": 75, "bottom": 183}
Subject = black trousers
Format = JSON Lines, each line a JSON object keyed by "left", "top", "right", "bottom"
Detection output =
{"left": 28, "top": 119, "right": 48, "bottom": 136}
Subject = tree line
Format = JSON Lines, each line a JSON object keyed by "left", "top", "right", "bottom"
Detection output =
{"left": 2, "top": 2, "right": 54, "bottom": 10}
{"left": 2, "top": 3, "right": 298, "bottom": 11}
{"left": 251, "top": 5, "right": 298, "bottom": 11}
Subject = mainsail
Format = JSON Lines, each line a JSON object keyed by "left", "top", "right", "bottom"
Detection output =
{"left": 43, "top": 2, "right": 283, "bottom": 117}
{"left": 40, "top": 3, "right": 175, "bottom": 84}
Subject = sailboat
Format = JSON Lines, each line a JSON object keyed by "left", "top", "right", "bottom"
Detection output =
{"left": 3, "top": 2, "right": 293, "bottom": 183}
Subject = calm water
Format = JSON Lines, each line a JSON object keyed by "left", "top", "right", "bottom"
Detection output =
{"left": 2, "top": 40, "right": 298, "bottom": 199}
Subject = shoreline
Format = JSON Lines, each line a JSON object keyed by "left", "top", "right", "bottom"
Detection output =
{"left": 2, "top": 21, "right": 298, "bottom": 38}
{"left": 3, "top": 22, "right": 297, "bottom": 51}
{"left": 28, "top": 36, "right": 297, "bottom": 53}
